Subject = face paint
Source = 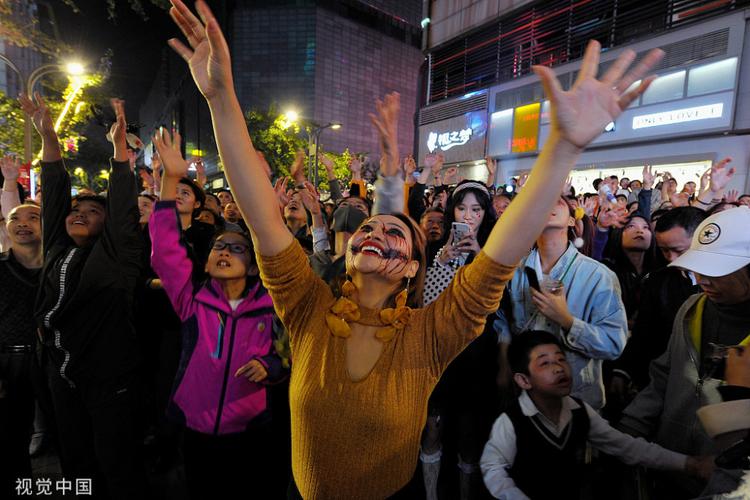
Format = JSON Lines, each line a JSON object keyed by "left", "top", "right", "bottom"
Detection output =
{"left": 348, "top": 217, "right": 413, "bottom": 278}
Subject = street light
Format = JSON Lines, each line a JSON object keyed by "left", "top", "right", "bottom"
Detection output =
{"left": 0, "top": 54, "right": 86, "bottom": 161}
{"left": 310, "top": 122, "right": 342, "bottom": 187}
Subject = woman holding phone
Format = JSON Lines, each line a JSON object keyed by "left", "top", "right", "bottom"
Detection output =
{"left": 165, "top": 2, "right": 662, "bottom": 497}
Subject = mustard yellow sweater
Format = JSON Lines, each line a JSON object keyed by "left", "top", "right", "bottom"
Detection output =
{"left": 257, "top": 241, "right": 515, "bottom": 499}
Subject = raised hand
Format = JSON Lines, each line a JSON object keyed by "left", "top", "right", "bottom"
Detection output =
{"left": 151, "top": 154, "right": 163, "bottom": 193}
{"left": 517, "top": 172, "right": 529, "bottom": 188}
{"left": 699, "top": 168, "right": 710, "bottom": 193}
{"left": 485, "top": 156, "right": 497, "bottom": 185}
{"left": 583, "top": 196, "right": 598, "bottom": 217}
{"left": 642, "top": 164, "right": 655, "bottom": 190}
{"left": 299, "top": 181, "right": 321, "bottom": 215}
{"left": 443, "top": 167, "right": 458, "bottom": 185}
{"left": 290, "top": 149, "right": 306, "bottom": 184}
{"left": 193, "top": 157, "right": 206, "bottom": 186}
{"left": 1, "top": 155, "right": 21, "bottom": 182}
{"left": 533, "top": 40, "right": 663, "bottom": 150}
{"left": 369, "top": 92, "right": 400, "bottom": 177}
{"left": 349, "top": 156, "right": 362, "bottom": 179}
{"left": 725, "top": 189, "right": 740, "bottom": 203}
{"left": 597, "top": 208, "right": 628, "bottom": 229}
{"left": 109, "top": 98, "right": 128, "bottom": 162}
{"left": 708, "top": 157, "right": 734, "bottom": 194}
{"left": 273, "top": 177, "right": 291, "bottom": 208}
{"left": 404, "top": 155, "right": 417, "bottom": 183}
{"left": 18, "top": 92, "right": 55, "bottom": 140}
{"left": 152, "top": 127, "right": 189, "bottom": 179}
{"left": 562, "top": 176, "right": 573, "bottom": 196}
{"left": 168, "top": 0, "right": 233, "bottom": 101}
{"left": 320, "top": 154, "right": 336, "bottom": 176}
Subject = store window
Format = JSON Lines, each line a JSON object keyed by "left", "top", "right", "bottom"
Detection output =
{"left": 687, "top": 57, "right": 737, "bottom": 97}
{"left": 511, "top": 102, "right": 541, "bottom": 153}
{"left": 488, "top": 108, "right": 514, "bottom": 156}
{"left": 641, "top": 70, "right": 686, "bottom": 105}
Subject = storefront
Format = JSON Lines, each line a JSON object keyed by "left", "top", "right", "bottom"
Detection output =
{"left": 486, "top": 51, "right": 749, "bottom": 195}
{"left": 416, "top": 92, "right": 490, "bottom": 182}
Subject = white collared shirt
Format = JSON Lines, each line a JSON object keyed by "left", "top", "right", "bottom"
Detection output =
{"left": 480, "top": 391, "right": 687, "bottom": 499}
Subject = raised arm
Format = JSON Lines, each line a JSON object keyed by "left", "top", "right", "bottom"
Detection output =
{"left": 19, "top": 92, "right": 70, "bottom": 250}
{"left": 168, "top": 0, "right": 292, "bottom": 256}
{"left": 1, "top": 155, "right": 22, "bottom": 218}
{"left": 483, "top": 41, "right": 663, "bottom": 267}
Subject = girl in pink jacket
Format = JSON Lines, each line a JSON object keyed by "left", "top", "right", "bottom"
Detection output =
{"left": 150, "top": 200, "right": 287, "bottom": 499}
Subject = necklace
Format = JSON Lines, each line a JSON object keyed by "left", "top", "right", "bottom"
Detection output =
{"left": 325, "top": 280, "right": 411, "bottom": 342}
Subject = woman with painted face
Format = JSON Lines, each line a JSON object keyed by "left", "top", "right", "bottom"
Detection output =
{"left": 149, "top": 137, "right": 288, "bottom": 499}
{"left": 22, "top": 95, "right": 148, "bottom": 499}
{"left": 167, "top": 2, "right": 662, "bottom": 497}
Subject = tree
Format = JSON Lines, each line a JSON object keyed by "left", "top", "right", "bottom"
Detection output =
{"left": 0, "top": 73, "right": 104, "bottom": 159}
{"left": 244, "top": 105, "right": 352, "bottom": 192}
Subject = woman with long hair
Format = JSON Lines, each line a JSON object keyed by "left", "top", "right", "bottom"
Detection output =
{"left": 166, "top": 2, "right": 662, "bottom": 497}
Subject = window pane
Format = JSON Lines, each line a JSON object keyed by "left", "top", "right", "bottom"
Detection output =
{"left": 642, "top": 70, "right": 685, "bottom": 105}
{"left": 688, "top": 58, "right": 737, "bottom": 96}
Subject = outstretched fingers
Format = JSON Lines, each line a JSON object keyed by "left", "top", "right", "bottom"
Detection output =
{"left": 615, "top": 48, "right": 664, "bottom": 95}
{"left": 575, "top": 40, "right": 602, "bottom": 84}
{"left": 532, "top": 65, "right": 564, "bottom": 104}
{"left": 600, "top": 49, "right": 636, "bottom": 86}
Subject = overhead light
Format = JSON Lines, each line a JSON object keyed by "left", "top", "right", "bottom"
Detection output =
{"left": 65, "top": 62, "right": 85, "bottom": 76}
{"left": 331, "top": 123, "right": 342, "bottom": 130}
{"left": 284, "top": 110, "right": 299, "bottom": 122}
{"left": 421, "top": 17, "right": 431, "bottom": 29}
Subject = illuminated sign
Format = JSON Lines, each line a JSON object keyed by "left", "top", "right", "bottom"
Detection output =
{"left": 632, "top": 103, "right": 723, "bottom": 129}
{"left": 426, "top": 128, "right": 473, "bottom": 153}
{"left": 512, "top": 102, "right": 541, "bottom": 153}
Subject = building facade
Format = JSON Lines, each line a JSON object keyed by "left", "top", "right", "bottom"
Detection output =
{"left": 139, "top": 0, "right": 424, "bottom": 188}
{"left": 418, "top": 0, "right": 750, "bottom": 194}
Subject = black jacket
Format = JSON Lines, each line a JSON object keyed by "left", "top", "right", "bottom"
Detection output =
{"left": 612, "top": 267, "right": 700, "bottom": 389}
{"left": 0, "top": 251, "right": 40, "bottom": 345}
{"left": 35, "top": 159, "right": 143, "bottom": 388}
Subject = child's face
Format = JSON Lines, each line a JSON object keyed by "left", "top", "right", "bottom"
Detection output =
{"left": 515, "top": 344, "right": 572, "bottom": 397}
{"left": 205, "top": 233, "right": 255, "bottom": 280}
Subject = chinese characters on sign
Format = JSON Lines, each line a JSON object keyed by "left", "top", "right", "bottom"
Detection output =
{"left": 16, "top": 477, "right": 92, "bottom": 496}
{"left": 426, "top": 128, "right": 473, "bottom": 153}
{"left": 511, "top": 103, "right": 541, "bottom": 154}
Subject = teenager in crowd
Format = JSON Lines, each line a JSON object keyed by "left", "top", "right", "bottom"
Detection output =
{"left": 216, "top": 188, "right": 233, "bottom": 208}
{"left": 150, "top": 127, "right": 288, "bottom": 499}
{"left": 166, "top": 2, "right": 662, "bottom": 496}
{"left": 22, "top": 94, "right": 147, "bottom": 498}
{"left": 480, "top": 331, "right": 713, "bottom": 499}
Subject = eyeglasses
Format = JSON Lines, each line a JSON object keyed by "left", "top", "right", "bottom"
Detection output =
{"left": 212, "top": 240, "right": 250, "bottom": 254}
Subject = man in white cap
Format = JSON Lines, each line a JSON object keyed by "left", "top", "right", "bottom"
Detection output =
{"left": 618, "top": 206, "right": 750, "bottom": 498}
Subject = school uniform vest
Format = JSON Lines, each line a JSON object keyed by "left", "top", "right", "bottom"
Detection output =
{"left": 507, "top": 397, "right": 590, "bottom": 500}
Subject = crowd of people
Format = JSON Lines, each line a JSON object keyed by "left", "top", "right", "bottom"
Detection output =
{"left": 2, "top": 1, "right": 750, "bottom": 499}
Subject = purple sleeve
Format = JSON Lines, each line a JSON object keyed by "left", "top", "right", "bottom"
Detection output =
{"left": 592, "top": 228, "right": 609, "bottom": 262}
{"left": 149, "top": 200, "right": 196, "bottom": 320}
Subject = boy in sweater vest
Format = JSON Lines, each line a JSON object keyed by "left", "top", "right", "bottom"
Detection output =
{"left": 480, "top": 331, "right": 714, "bottom": 499}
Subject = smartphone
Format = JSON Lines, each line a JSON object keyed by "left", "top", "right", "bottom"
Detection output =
{"left": 524, "top": 267, "right": 541, "bottom": 291}
{"left": 452, "top": 222, "right": 471, "bottom": 244}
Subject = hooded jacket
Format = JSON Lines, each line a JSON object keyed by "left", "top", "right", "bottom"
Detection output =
{"left": 150, "top": 201, "right": 286, "bottom": 435}
{"left": 35, "top": 159, "right": 143, "bottom": 388}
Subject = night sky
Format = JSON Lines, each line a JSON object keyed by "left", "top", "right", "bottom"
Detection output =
{"left": 51, "top": 0, "right": 179, "bottom": 164}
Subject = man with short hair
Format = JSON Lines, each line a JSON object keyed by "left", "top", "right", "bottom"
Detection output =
{"left": 216, "top": 188, "right": 233, "bottom": 208}
{"left": 617, "top": 177, "right": 630, "bottom": 196}
{"left": 0, "top": 203, "right": 42, "bottom": 497}
{"left": 420, "top": 207, "right": 444, "bottom": 266}
{"left": 619, "top": 206, "right": 750, "bottom": 498}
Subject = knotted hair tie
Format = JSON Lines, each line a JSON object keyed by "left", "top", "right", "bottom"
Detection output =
{"left": 325, "top": 280, "right": 411, "bottom": 342}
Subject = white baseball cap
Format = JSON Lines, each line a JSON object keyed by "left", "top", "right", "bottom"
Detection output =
{"left": 669, "top": 206, "right": 750, "bottom": 277}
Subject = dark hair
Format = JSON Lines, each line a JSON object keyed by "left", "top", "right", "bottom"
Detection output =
{"left": 205, "top": 192, "right": 221, "bottom": 206}
{"left": 707, "top": 201, "right": 740, "bottom": 216}
{"left": 592, "top": 178, "right": 603, "bottom": 191}
{"left": 216, "top": 188, "right": 232, "bottom": 195}
{"left": 443, "top": 180, "right": 497, "bottom": 247}
{"left": 72, "top": 194, "right": 106, "bottom": 209}
{"left": 626, "top": 201, "right": 638, "bottom": 212}
{"left": 139, "top": 193, "right": 157, "bottom": 202}
{"left": 178, "top": 177, "right": 206, "bottom": 217}
{"left": 207, "top": 230, "right": 260, "bottom": 292}
{"left": 608, "top": 175, "right": 619, "bottom": 181}
{"left": 654, "top": 206, "right": 707, "bottom": 237}
{"left": 603, "top": 214, "right": 656, "bottom": 277}
{"left": 420, "top": 206, "right": 444, "bottom": 221}
{"left": 508, "top": 331, "right": 564, "bottom": 376}
{"left": 739, "top": 194, "right": 750, "bottom": 202}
